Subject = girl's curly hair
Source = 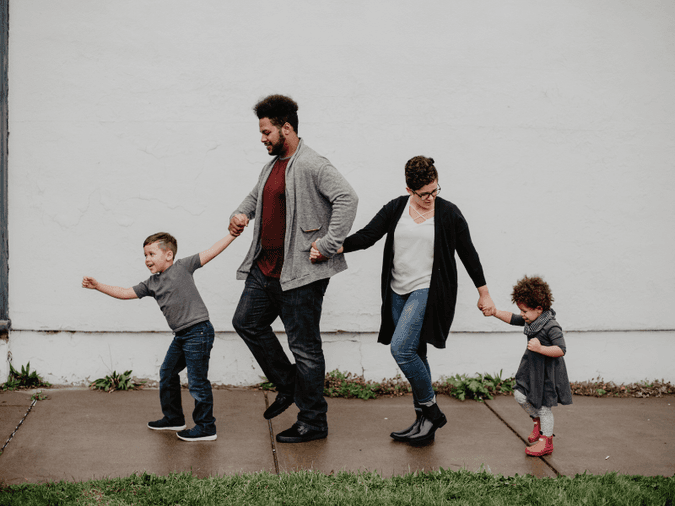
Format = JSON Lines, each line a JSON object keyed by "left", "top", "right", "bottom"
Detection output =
{"left": 405, "top": 156, "right": 438, "bottom": 191}
{"left": 511, "top": 275, "right": 554, "bottom": 311}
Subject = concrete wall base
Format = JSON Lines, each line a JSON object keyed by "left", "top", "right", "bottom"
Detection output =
{"left": 2, "top": 330, "right": 673, "bottom": 386}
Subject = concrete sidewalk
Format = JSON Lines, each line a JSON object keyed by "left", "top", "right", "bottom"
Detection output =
{"left": 0, "top": 388, "right": 673, "bottom": 485}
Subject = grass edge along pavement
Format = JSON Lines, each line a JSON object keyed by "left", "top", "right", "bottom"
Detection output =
{"left": 257, "top": 369, "right": 675, "bottom": 401}
{"left": 0, "top": 469, "right": 674, "bottom": 506}
{"left": 3, "top": 364, "right": 673, "bottom": 400}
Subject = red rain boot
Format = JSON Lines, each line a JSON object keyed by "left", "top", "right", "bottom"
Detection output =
{"left": 528, "top": 417, "right": 541, "bottom": 444}
{"left": 526, "top": 435, "right": 554, "bottom": 457}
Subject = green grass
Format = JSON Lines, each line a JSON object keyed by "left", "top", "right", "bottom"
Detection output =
{"left": 0, "top": 470, "right": 673, "bottom": 505}
{"left": 260, "top": 370, "right": 518, "bottom": 402}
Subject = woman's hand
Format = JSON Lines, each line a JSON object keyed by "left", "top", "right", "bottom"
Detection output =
{"left": 477, "top": 287, "right": 496, "bottom": 317}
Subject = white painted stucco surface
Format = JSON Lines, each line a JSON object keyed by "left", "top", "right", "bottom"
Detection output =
{"left": 4, "top": 1, "right": 674, "bottom": 384}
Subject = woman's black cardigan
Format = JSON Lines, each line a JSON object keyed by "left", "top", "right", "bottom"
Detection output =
{"left": 342, "top": 196, "right": 487, "bottom": 350}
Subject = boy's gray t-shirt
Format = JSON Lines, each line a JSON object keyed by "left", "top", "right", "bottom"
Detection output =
{"left": 133, "top": 253, "right": 209, "bottom": 333}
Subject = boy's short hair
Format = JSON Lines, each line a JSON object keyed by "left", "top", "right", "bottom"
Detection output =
{"left": 253, "top": 94, "right": 299, "bottom": 133}
{"left": 143, "top": 232, "right": 177, "bottom": 257}
{"left": 511, "top": 275, "right": 554, "bottom": 311}
{"left": 405, "top": 156, "right": 438, "bottom": 191}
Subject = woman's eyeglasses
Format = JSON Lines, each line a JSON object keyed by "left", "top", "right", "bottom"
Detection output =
{"left": 412, "top": 185, "right": 441, "bottom": 200}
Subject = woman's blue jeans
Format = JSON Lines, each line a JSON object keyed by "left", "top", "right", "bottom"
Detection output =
{"left": 159, "top": 320, "right": 216, "bottom": 435}
{"left": 390, "top": 289, "right": 435, "bottom": 405}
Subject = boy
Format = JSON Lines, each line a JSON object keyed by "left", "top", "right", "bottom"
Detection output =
{"left": 82, "top": 232, "right": 235, "bottom": 441}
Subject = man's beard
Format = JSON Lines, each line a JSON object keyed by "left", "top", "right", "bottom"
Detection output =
{"left": 268, "top": 132, "right": 286, "bottom": 157}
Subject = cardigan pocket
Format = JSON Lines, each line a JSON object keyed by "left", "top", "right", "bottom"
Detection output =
{"left": 301, "top": 224, "right": 323, "bottom": 251}
{"left": 302, "top": 225, "right": 323, "bottom": 233}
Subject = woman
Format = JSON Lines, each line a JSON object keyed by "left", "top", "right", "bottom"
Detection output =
{"left": 311, "top": 156, "right": 495, "bottom": 444}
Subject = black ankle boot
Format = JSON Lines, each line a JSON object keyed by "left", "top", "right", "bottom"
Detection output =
{"left": 390, "top": 409, "right": 423, "bottom": 441}
{"left": 404, "top": 403, "right": 447, "bottom": 444}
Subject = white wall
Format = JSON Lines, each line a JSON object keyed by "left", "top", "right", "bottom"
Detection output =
{"left": 5, "top": 1, "right": 674, "bottom": 384}
{"left": 7, "top": 330, "right": 674, "bottom": 386}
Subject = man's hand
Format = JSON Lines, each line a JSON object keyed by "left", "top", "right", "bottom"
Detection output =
{"left": 82, "top": 276, "right": 99, "bottom": 289}
{"left": 310, "top": 241, "right": 329, "bottom": 264}
{"left": 228, "top": 214, "right": 249, "bottom": 237}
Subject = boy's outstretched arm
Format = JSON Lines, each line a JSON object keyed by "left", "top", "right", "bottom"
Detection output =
{"left": 199, "top": 233, "right": 236, "bottom": 267}
{"left": 82, "top": 277, "right": 138, "bottom": 300}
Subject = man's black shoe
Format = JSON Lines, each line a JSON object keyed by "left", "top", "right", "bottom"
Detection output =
{"left": 263, "top": 393, "right": 294, "bottom": 420}
{"left": 276, "top": 423, "right": 327, "bottom": 443}
{"left": 148, "top": 418, "right": 186, "bottom": 431}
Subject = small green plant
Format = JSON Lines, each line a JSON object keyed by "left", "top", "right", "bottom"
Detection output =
{"left": 436, "top": 370, "right": 515, "bottom": 402}
{"left": 257, "top": 378, "right": 276, "bottom": 391}
{"left": 375, "top": 373, "right": 413, "bottom": 397}
{"left": 90, "top": 370, "right": 145, "bottom": 393}
{"left": 1, "top": 362, "right": 52, "bottom": 391}
{"left": 324, "top": 369, "right": 378, "bottom": 400}
{"left": 31, "top": 390, "right": 48, "bottom": 401}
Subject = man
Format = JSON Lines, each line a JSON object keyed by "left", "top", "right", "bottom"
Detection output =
{"left": 229, "top": 94, "right": 358, "bottom": 443}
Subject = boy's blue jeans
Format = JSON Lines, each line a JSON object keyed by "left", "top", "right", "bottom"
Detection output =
{"left": 232, "top": 264, "right": 329, "bottom": 431}
{"left": 159, "top": 320, "right": 216, "bottom": 435}
{"left": 390, "top": 289, "right": 435, "bottom": 405}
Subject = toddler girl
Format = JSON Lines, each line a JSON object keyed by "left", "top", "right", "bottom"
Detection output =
{"left": 485, "top": 275, "right": 572, "bottom": 456}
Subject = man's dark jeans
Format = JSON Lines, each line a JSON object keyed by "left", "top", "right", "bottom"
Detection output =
{"left": 159, "top": 320, "right": 216, "bottom": 435}
{"left": 233, "top": 264, "right": 329, "bottom": 431}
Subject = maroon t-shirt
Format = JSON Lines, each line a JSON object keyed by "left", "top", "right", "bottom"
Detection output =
{"left": 257, "top": 157, "right": 290, "bottom": 278}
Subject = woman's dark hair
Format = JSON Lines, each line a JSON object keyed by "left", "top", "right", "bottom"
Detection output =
{"left": 511, "top": 275, "right": 554, "bottom": 311}
{"left": 405, "top": 156, "right": 438, "bottom": 191}
{"left": 253, "top": 94, "right": 299, "bottom": 133}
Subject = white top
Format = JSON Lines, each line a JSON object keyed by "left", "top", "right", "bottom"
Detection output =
{"left": 390, "top": 198, "right": 435, "bottom": 295}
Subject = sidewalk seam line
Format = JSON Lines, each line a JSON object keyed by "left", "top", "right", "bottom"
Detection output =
{"left": 483, "top": 400, "right": 561, "bottom": 477}
{"left": 263, "top": 391, "right": 280, "bottom": 476}
{"left": 0, "top": 397, "right": 38, "bottom": 456}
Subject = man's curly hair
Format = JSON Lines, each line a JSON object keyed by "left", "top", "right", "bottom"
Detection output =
{"left": 511, "top": 275, "right": 554, "bottom": 311}
{"left": 405, "top": 156, "right": 438, "bottom": 191}
{"left": 253, "top": 94, "right": 299, "bottom": 133}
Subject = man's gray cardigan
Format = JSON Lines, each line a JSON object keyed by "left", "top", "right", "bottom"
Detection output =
{"left": 232, "top": 139, "right": 358, "bottom": 291}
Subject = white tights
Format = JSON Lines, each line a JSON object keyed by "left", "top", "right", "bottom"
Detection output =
{"left": 514, "top": 389, "right": 554, "bottom": 436}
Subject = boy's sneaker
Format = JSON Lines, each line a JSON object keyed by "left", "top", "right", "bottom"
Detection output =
{"left": 147, "top": 419, "right": 186, "bottom": 431}
{"left": 177, "top": 427, "right": 217, "bottom": 442}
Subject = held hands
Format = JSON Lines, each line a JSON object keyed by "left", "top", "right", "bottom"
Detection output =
{"left": 82, "top": 276, "right": 99, "bottom": 289}
{"left": 310, "top": 241, "right": 329, "bottom": 264}
{"left": 481, "top": 305, "right": 497, "bottom": 317}
{"left": 477, "top": 292, "right": 496, "bottom": 317}
{"left": 228, "top": 214, "right": 249, "bottom": 237}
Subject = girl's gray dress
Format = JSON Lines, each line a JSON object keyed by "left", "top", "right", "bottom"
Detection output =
{"left": 510, "top": 311, "right": 573, "bottom": 410}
